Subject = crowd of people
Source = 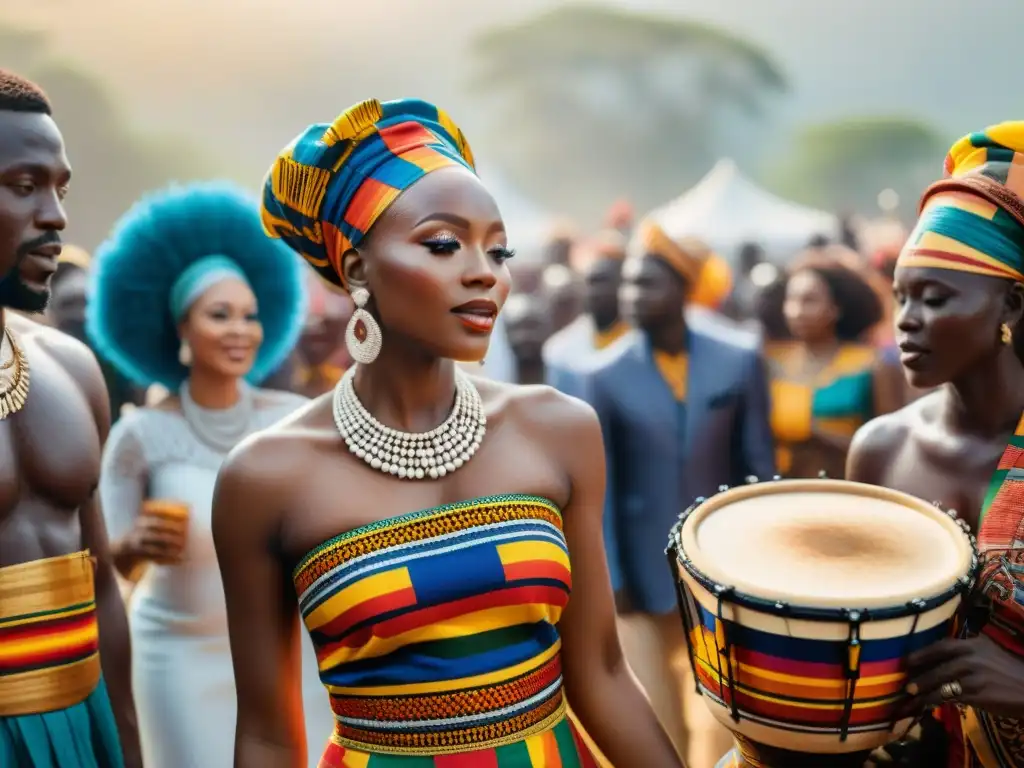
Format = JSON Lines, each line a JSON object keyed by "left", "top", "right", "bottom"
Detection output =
{"left": 2, "top": 65, "right": 1024, "bottom": 768}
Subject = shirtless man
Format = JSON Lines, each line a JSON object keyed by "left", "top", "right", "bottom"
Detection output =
{"left": 0, "top": 70, "right": 140, "bottom": 767}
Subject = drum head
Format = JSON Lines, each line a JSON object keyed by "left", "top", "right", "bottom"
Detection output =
{"left": 679, "top": 479, "right": 973, "bottom": 609}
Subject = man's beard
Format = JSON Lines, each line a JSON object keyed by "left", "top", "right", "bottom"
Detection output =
{"left": 0, "top": 234, "right": 60, "bottom": 314}
{"left": 0, "top": 264, "right": 50, "bottom": 313}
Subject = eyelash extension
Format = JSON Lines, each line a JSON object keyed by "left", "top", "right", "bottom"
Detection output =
{"left": 490, "top": 246, "right": 516, "bottom": 262}
{"left": 422, "top": 232, "right": 461, "bottom": 254}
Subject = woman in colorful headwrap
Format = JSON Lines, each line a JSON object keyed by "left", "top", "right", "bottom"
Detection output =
{"left": 212, "top": 98, "right": 683, "bottom": 768}
{"left": 848, "top": 124, "right": 1024, "bottom": 767}
{"left": 87, "top": 182, "right": 333, "bottom": 768}
{"left": 761, "top": 245, "right": 903, "bottom": 479}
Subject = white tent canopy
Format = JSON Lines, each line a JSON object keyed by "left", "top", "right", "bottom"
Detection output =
{"left": 652, "top": 159, "right": 839, "bottom": 264}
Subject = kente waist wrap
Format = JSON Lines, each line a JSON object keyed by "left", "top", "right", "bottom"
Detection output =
{"left": 295, "top": 494, "right": 574, "bottom": 755}
{"left": 0, "top": 551, "right": 101, "bottom": 716}
{"left": 327, "top": 648, "right": 567, "bottom": 753}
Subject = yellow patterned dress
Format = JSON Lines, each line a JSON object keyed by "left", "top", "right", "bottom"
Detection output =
{"left": 293, "top": 494, "right": 602, "bottom": 768}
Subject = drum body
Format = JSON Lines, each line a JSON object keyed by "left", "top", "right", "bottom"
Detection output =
{"left": 667, "top": 479, "right": 978, "bottom": 756}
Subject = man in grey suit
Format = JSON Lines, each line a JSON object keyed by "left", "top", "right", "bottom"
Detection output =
{"left": 582, "top": 218, "right": 775, "bottom": 763}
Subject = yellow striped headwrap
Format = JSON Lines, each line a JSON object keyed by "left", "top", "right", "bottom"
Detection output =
{"left": 898, "top": 122, "right": 1024, "bottom": 282}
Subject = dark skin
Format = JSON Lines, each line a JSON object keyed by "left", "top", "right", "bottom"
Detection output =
{"left": 583, "top": 256, "right": 624, "bottom": 332}
{"left": 0, "top": 110, "right": 141, "bottom": 766}
{"left": 777, "top": 268, "right": 901, "bottom": 478}
{"left": 619, "top": 253, "right": 687, "bottom": 354}
{"left": 543, "top": 263, "right": 584, "bottom": 333}
{"left": 848, "top": 265, "right": 1024, "bottom": 719}
{"left": 503, "top": 293, "right": 553, "bottom": 385}
{"left": 212, "top": 166, "right": 683, "bottom": 768}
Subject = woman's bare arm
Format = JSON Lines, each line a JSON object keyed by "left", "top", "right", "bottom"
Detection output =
{"left": 550, "top": 394, "right": 685, "bottom": 767}
{"left": 212, "top": 434, "right": 307, "bottom": 768}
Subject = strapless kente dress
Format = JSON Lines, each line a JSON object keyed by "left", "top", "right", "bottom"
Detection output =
{"left": 293, "top": 494, "right": 601, "bottom": 767}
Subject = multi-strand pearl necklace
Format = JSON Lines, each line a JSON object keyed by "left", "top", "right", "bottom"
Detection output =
{"left": 332, "top": 365, "right": 486, "bottom": 480}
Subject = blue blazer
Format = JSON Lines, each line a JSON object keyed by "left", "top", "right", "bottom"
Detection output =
{"left": 581, "top": 322, "right": 776, "bottom": 614}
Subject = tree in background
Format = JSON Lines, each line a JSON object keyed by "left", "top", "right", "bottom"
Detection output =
{"left": 468, "top": 5, "right": 787, "bottom": 223}
{"left": 765, "top": 117, "right": 948, "bottom": 220}
{"left": 1, "top": 23, "right": 213, "bottom": 250}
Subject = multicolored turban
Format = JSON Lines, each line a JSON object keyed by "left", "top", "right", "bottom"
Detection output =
{"left": 261, "top": 98, "right": 476, "bottom": 290}
{"left": 637, "top": 219, "right": 734, "bottom": 310}
{"left": 898, "top": 123, "right": 1024, "bottom": 282}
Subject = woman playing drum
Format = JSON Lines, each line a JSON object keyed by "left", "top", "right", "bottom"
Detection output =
{"left": 848, "top": 123, "right": 1024, "bottom": 766}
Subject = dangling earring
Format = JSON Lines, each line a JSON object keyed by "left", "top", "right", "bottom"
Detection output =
{"left": 178, "top": 340, "right": 193, "bottom": 366}
{"left": 1002, "top": 322, "right": 1014, "bottom": 345}
{"left": 345, "top": 287, "right": 382, "bottom": 365}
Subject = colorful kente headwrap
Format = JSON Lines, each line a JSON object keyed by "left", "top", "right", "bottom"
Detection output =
{"left": 260, "top": 98, "right": 476, "bottom": 290}
{"left": 898, "top": 123, "right": 1024, "bottom": 281}
{"left": 637, "top": 219, "right": 733, "bottom": 309}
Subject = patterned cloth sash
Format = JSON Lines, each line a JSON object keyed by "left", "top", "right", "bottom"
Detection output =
{"left": 0, "top": 551, "right": 101, "bottom": 716}
{"left": 293, "top": 495, "right": 574, "bottom": 756}
{"left": 962, "top": 412, "right": 1024, "bottom": 766}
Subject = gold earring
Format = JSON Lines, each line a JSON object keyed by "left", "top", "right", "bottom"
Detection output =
{"left": 1002, "top": 323, "right": 1014, "bottom": 345}
{"left": 178, "top": 340, "right": 193, "bottom": 366}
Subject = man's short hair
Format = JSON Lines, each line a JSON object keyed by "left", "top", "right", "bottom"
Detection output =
{"left": 0, "top": 69, "right": 52, "bottom": 115}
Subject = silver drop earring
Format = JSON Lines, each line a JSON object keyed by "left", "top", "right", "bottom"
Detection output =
{"left": 345, "top": 287, "right": 382, "bottom": 364}
{"left": 178, "top": 340, "right": 193, "bottom": 366}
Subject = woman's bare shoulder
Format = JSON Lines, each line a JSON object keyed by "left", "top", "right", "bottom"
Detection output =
{"left": 847, "top": 390, "right": 940, "bottom": 482}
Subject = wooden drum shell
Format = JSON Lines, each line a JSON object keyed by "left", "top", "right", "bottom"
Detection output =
{"left": 667, "top": 478, "right": 979, "bottom": 755}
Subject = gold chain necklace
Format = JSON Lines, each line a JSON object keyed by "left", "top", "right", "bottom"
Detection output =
{"left": 0, "top": 328, "right": 30, "bottom": 419}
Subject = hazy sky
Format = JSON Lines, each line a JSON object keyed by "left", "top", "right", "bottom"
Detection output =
{"left": 3, "top": 0, "right": 1021, "bottom": 235}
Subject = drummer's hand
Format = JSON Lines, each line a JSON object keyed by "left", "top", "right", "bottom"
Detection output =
{"left": 900, "top": 634, "right": 1024, "bottom": 718}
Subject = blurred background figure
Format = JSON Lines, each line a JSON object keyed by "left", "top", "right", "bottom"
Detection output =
{"left": 48, "top": 245, "right": 147, "bottom": 419}
{"left": 267, "top": 271, "right": 354, "bottom": 397}
{"left": 762, "top": 247, "right": 903, "bottom": 479}
{"left": 503, "top": 292, "right": 554, "bottom": 384}
{"left": 542, "top": 262, "right": 584, "bottom": 333}
{"left": 545, "top": 227, "right": 630, "bottom": 395}
{"left": 88, "top": 182, "right": 329, "bottom": 768}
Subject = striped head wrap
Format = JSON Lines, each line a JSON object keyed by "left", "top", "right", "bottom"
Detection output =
{"left": 261, "top": 98, "right": 476, "bottom": 290}
{"left": 898, "top": 123, "right": 1024, "bottom": 282}
{"left": 637, "top": 219, "right": 733, "bottom": 309}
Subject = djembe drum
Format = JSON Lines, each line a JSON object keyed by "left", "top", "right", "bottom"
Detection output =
{"left": 666, "top": 478, "right": 978, "bottom": 768}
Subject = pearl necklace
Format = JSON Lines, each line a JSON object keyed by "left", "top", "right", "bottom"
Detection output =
{"left": 332, "top": 365, "right": 486, "bottom": 480}
{"left": 179, "top": 380, "right": 255, "bottom": 454}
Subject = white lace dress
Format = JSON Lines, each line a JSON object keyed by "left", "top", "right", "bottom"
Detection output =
{"left": 100, "top": 389, "right": 334, "bottom": 768}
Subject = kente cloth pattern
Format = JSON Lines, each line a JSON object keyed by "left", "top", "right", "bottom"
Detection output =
{"left": 945, "top": 411, "right": 1024, "bottom": 768}
{"left": 293, "top": 494, "right": 600, "bottom": 766}
{"left": 261, "top": 98, "right": 475, "bottom": 290}
{"left": 767, "top": 343, "right": 876, "bottom": 475}
{"left": 0, "top": 552, "right": 124, "bottom": 767}
{"left": 899, "top": 123, "right": 1024, "bottom": 281}
{"left": 686, "top": 602, "right": 950, "bottom": 744}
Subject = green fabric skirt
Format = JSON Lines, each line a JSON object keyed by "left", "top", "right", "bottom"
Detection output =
{"left": 0, "top": 675, "right": 124, "bottom": 768}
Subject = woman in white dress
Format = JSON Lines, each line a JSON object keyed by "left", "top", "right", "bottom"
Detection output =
{"left": 87, "top": 182, "right": 334, "bottom": 767}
